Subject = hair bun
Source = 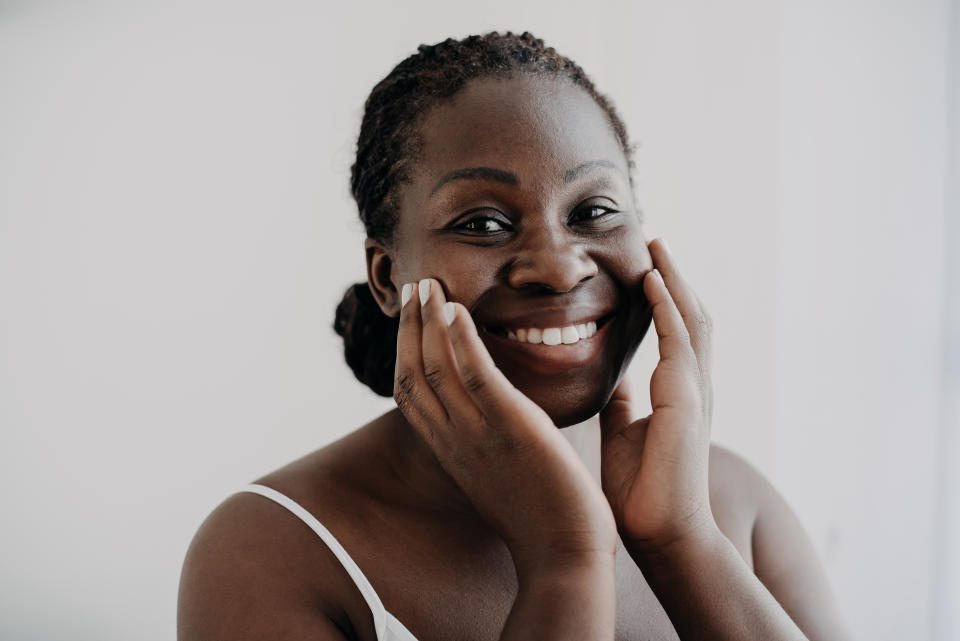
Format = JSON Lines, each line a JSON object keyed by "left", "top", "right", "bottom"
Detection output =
{"left": 333, "top": 282, "right": 398, "bottom": 397}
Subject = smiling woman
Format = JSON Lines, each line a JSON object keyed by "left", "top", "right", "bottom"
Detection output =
{"left": 177, "top": 32, "right": 852, "bottom": 641}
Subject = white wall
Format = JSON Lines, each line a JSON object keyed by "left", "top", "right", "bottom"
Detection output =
{"left": 933, "top": 0, "right": 960, "bottom": 636}
{"left": 0, "top": 1, "right": 952, "bottom": 639}
{"left": 774, "top": 2, "right": 950, "bottom": 638}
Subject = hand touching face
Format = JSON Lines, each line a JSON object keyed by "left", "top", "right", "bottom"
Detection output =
{"left": 369, "top": 74, "right": 654, "bottom": 426}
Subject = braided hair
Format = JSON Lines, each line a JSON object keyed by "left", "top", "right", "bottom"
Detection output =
{"left": 333, "top": 31, "right": 635, "bottom": 397}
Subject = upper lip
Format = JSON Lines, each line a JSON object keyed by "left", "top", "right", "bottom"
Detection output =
{"left": 473, "top": 304, "right": 618, "bottom": 331}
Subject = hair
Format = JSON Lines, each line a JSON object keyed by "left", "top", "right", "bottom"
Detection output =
{"left": 333, "top": 31, "right": 635, "bottom": 397}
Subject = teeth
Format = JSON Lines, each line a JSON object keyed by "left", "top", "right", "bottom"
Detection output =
{"left": 502, "top": 320, "right": 601, "bottom": 344}
{"left": 542, "top": 327, "right": 562, "bottom": 345}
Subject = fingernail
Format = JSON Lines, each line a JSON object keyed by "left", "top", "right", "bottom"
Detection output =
{"left": 400, "top": 283, "right": 413, "bottom": 307}
{"left": 418, "top": 279, "right": 431, "bottom": 306}
{"left": 442, "top": 302, "right": 456, "bottom": 326}
{"left": 658, "top": 237, "right": 671, "bottom": 254}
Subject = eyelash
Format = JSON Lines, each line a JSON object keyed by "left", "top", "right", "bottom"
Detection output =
{"left": 569, "top": 205, "right": 620, "bottom": 224}
{"left": 454, "top": 205, "right": 620, "bottom": 235}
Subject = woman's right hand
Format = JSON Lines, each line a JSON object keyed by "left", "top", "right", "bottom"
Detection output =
{"left": 393, "top": 278, "right": 618, "bottom": 574}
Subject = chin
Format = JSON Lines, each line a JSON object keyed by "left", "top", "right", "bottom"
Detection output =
{"left": 518, "top": 378, "right": 615, "bottom": 428}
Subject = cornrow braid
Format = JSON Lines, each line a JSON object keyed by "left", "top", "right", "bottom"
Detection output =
{"left": 335, "top": 31, "right": 635, "bottom": 397}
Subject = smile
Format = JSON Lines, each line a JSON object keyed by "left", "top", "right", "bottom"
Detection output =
{"left": 480, "top": 313, "right": 615, "bottom": 346}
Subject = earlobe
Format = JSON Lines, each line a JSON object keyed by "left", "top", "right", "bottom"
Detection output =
{"left": 365, "top": 238, "right": 400, "bottom": 318}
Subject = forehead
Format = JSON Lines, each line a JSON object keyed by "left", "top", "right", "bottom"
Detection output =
{"left": 410, "top": 74, "right": 628, "bottom": 191}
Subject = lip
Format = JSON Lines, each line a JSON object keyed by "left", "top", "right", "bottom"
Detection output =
{"left": 478, "top": 312, "right": 617, "bottom": 373}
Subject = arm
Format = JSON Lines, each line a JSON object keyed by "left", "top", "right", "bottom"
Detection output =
{"left": 626, "top": 521, "right": 808, "bottom": 640}
{"left": 616, "top": 443, "right": 853, "bottom": 641}
{"left": 750, "top": 468, "right": 853, "bottom": 641}
{"left": 624, "top": 471, "right": 851, "bottom": 641}
{"left": 502, "top": 556, "right": 616, "bottom": 640}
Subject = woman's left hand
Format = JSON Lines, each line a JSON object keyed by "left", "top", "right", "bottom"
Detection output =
{"left": 598, "top": 237, "right": 717, "bottom": 552}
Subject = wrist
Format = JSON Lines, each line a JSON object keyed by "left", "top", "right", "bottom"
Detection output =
{"left": 623, "top": 519, "right": 727, "bottom": 569}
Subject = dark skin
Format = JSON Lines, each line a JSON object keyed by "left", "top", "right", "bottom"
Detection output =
{"left": 178, "top": 75, "right": 852, "bottom": 640}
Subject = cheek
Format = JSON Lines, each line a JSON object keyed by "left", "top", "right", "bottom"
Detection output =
{"left": 394, "top": 228, "right": 499, "bottom": 297}
{"left": 602, "top": 226, "right": 653, "bottom": 286}
{"left": 418, "top": 252, "right": 500, "bottom": 304}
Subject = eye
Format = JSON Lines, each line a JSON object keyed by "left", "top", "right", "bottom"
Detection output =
{"left": 453, "top": 213, "right": 512, "bottom": 235}
{"left": 570, "top": 204, "right": 620, "bottom": 224}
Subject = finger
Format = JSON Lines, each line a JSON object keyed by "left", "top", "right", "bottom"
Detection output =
{"left": 443, "top": 300, "right": 549, "bottom": 430}
{"left": 647, "top": 238, "right": 713, "bottom": 382}
{"left": 652, "top": 240, "right": 714, "bottom": 420}
{"left": 689, "top": 289, "right": 715, "bottom": 419}
{"left": 417, "top": 278, "right": 486, "bottom": 429}
{"left": 394, "top": 279, "right": 447, "bottom": 431}
{"left": 689, "top": 289, "right": 714, "bottom": 371}
{"left": 644, "top": 268, "right": 700, "bottom": 411}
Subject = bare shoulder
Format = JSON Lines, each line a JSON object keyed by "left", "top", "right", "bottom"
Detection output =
{"left": 707, "top": 442, "right": 852, "bottom": 641}
{"left": 708, "top": 441, "right": 768, "bottom": 495}
{"left": 177, "top": 459, "right": 376, "bottom": 641}
{"left": 706, "top": 442, "right": 770, "bottom": 564}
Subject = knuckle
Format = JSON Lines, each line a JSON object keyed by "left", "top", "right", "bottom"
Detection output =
{"left": 393, "top": 392, "right": 413, "bottom": 416}
{"left": 458, "top": 363, "right": 487, "bottom": 395}
{"left": 393, "top": 371, "right": 416, "bottom": 407}
{"left": 693, "top": 311, "right": 710, "bottom": 333}
{"left": 422, "top": 362, "right": 446, "bottom": 391}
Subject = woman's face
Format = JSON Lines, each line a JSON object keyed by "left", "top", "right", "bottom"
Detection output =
{"left": 378, "top": 74, "right": 653, "bottom": 426}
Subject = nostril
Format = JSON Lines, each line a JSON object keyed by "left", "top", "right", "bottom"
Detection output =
{"left": 504, "top": 230, "right": 599, "bottom": 292}
{"left": 507, "top": 257, "right": 598, "bottom": 293}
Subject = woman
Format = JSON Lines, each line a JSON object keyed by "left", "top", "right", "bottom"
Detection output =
{"left": 178, "top": 32, "right": 851, "bottom": 640}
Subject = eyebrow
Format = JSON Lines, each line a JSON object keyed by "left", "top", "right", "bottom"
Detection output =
{"left": 428, "top": 159, "right": 623, "bottom": 198}
{"left": 564, "top": 159, "right": 621, "bottom": 183}
{"left": 429, "top": 167, "right": 518, "bottom": 196}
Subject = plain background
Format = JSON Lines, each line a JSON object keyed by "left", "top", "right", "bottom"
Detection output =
{"left": 1, "top": 0, "right": 957, "bottom": 639}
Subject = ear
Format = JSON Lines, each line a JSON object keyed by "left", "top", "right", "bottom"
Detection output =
{"left": 365, "top": 238, "right": 401, "bottom": 318}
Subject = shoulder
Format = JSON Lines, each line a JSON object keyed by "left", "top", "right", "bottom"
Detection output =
{"left": 177, "top": 468, "right": 377, "bottom": 641}
{"left": 705, "top": 442, "right": 814, "bottom": 560}
{"left": 706, "top": 443, "right": 770, "bottom": 563}
{"left": 706, "top": 443, "right": 852, "bottom": 641}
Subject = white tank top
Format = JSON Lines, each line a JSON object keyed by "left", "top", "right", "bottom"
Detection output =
{"left": 239, "top": 483, "right": 420, "bottom": 641}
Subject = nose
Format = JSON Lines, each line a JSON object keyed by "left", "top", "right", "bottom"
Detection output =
{"left": 507, "top": 226, "right": 599, "bottom": 293}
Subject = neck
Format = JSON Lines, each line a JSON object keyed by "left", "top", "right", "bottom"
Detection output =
{"left": 379, "top": 407, "right": 601, "bottom": 517}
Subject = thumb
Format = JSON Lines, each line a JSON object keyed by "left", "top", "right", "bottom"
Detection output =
{"left": 599, "top": 373, "right": 638, "bottom": 437}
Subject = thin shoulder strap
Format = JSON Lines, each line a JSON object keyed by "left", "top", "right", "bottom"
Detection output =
{"left": 238, "top": 483, "right": 388, "bottom": 639}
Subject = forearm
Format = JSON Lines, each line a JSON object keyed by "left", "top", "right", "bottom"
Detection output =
{"left": 628, "top": 527, "right": 808, "bottom": 641}
{"left": 501, "top": 555, "right": 616, "bottom": 640}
